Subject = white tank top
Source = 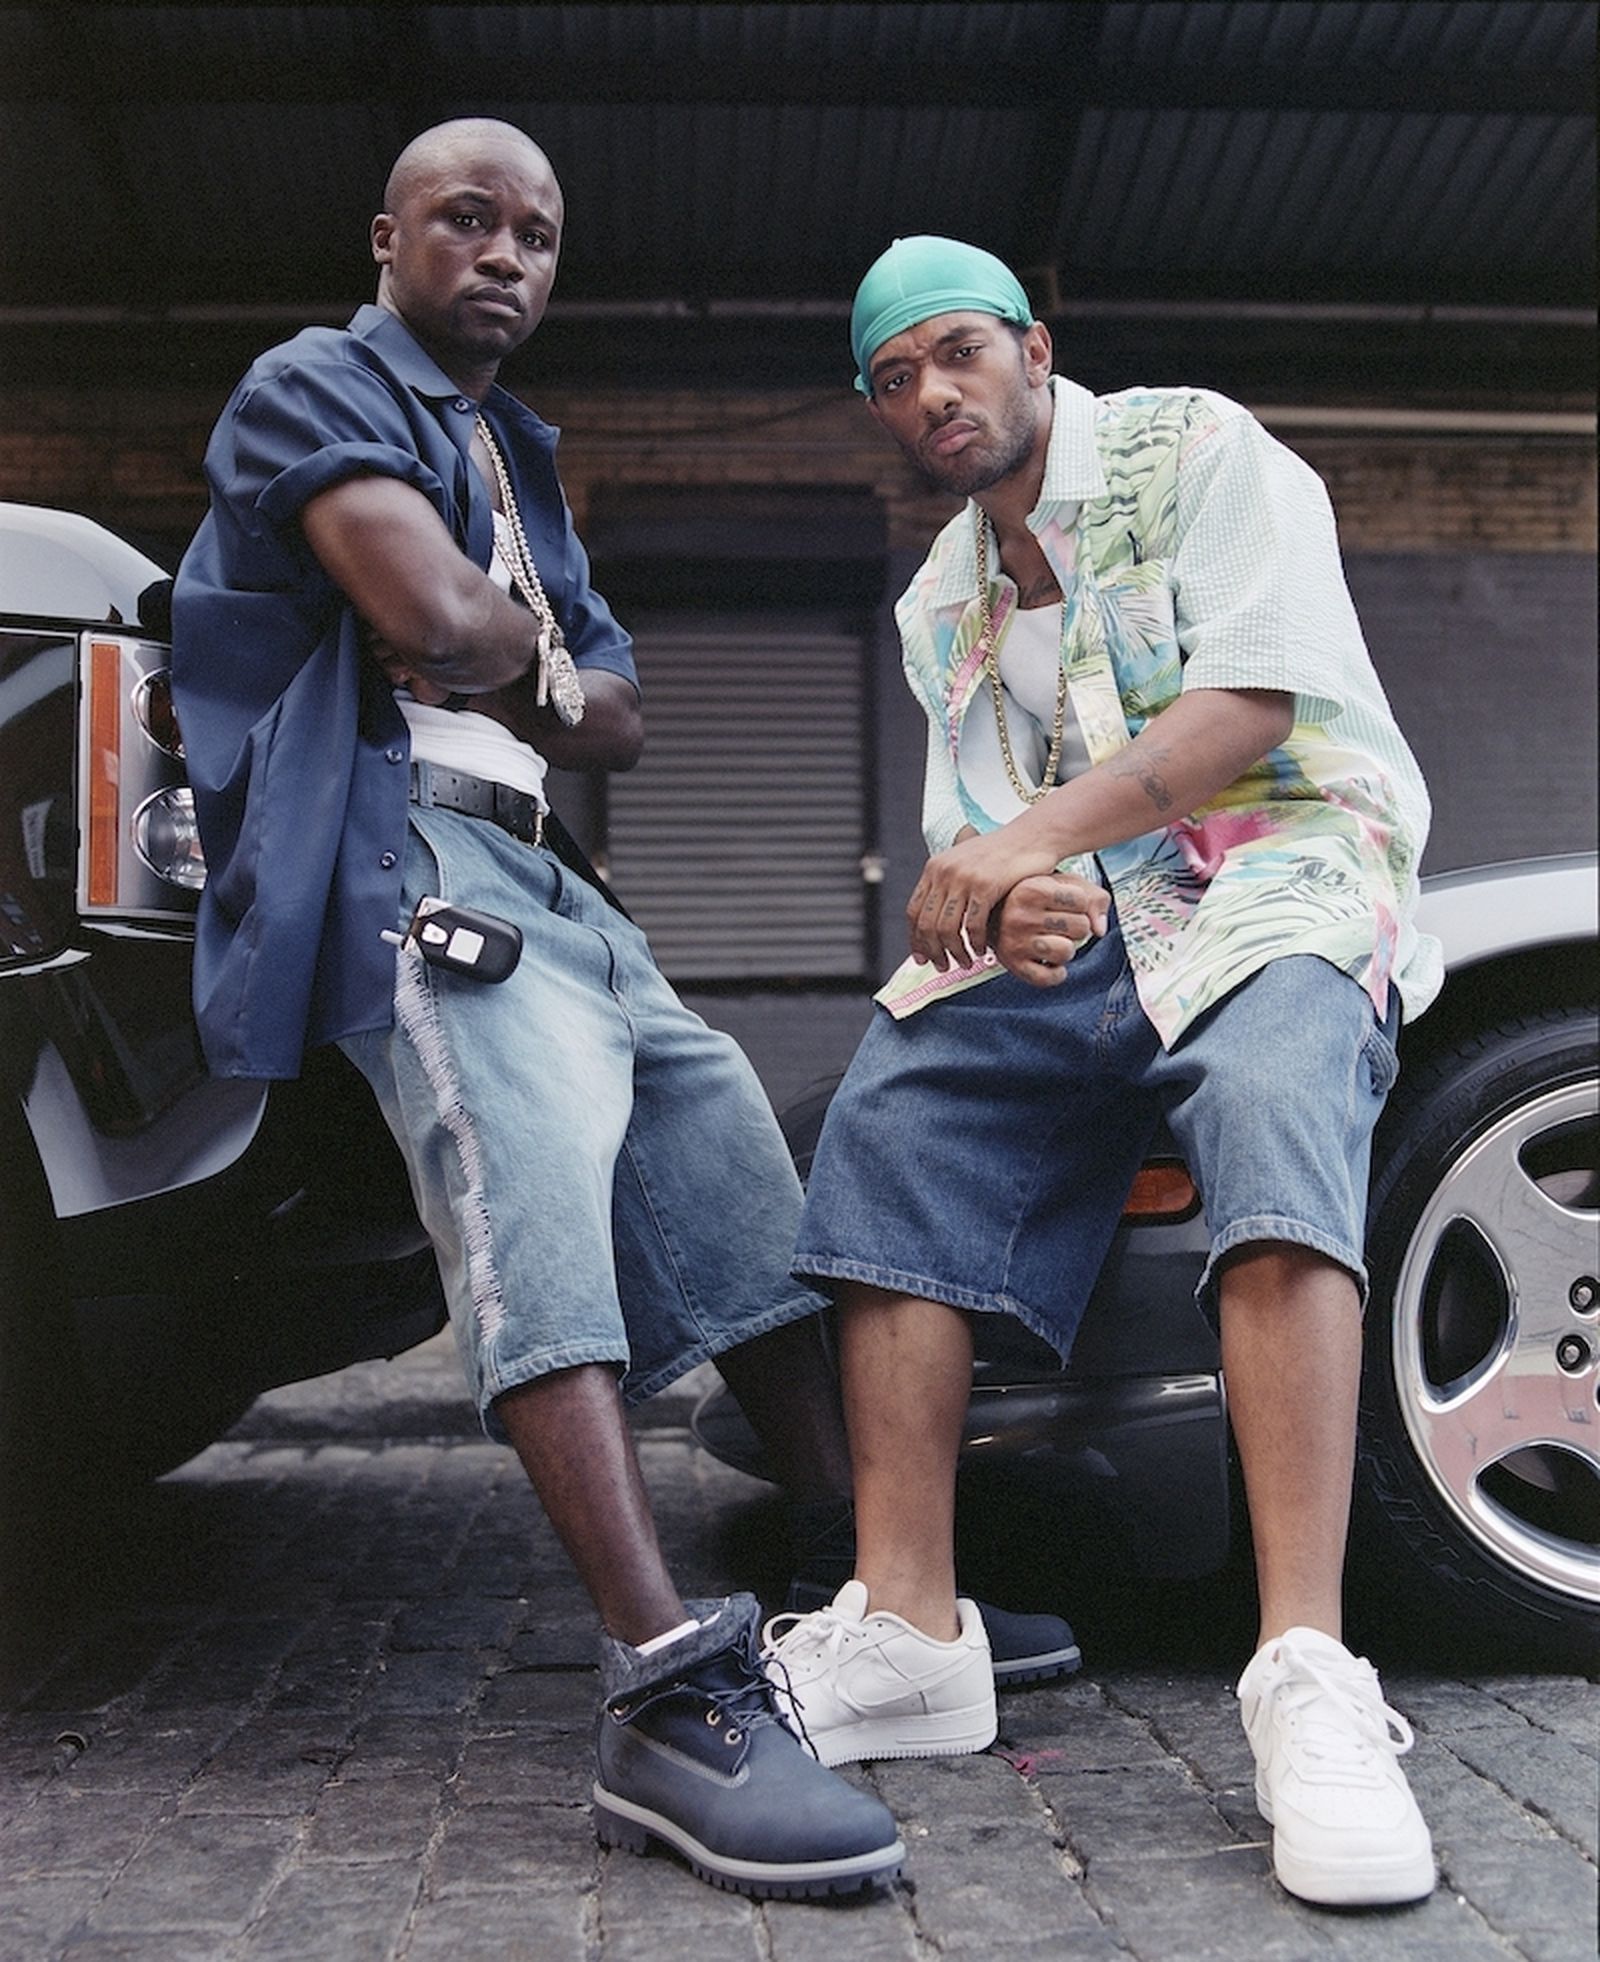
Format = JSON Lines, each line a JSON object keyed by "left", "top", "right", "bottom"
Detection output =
{"left": 994, "top": 600, "right": 1090, "bottom": 785}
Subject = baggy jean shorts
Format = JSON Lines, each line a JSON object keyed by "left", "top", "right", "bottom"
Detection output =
{"left": 794, "top": 916, "right": 1400, "bottom": 1364}
{"left": 340, "top": 805, "right": 826, "bottom": 1438}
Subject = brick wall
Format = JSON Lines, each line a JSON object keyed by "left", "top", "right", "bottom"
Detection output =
{"left": 1286, "top": 433, "right": 1597, "bottom": 555}
{"left": 0, "top": 384, "right": 1593, "bottom": 565}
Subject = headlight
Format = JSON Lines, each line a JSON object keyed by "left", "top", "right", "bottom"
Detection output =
{"left": 132, "top": 667, "right": 185, "bottom": 759}
{"left": 79, "top": 636, "right": 205, "bottom": 917}
{"left": 132, "top": 786, "right": 206, "bottom": 890}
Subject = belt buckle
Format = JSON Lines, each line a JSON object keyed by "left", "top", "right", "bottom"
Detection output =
{"left": 490, "top": 781, "right": 543, "bottom": 848}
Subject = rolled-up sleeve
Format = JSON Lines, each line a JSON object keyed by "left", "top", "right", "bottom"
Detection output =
{"left": 222, "top": 360, "right": 455, "bottom": 550}
{"left": 1171, "top": 395, "right": 1368, "bottom": 724}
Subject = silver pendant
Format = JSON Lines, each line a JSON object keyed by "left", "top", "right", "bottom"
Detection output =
{"left": 542, "top": 634, "right": 586, "bottom": 726}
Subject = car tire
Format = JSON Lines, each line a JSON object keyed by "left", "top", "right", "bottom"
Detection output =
{"left": 1354, "top": 1004, "right": 1600, "bottom": 1665}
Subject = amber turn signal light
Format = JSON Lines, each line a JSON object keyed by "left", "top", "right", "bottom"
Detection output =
{"left": 1122, "top": 1160, "right": 1201, "bottom": 1222}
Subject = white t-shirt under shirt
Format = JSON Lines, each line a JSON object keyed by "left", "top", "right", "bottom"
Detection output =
{"left": 993, "top": 599, "right": 1091, "bottom": 788}
{"left": 396, "top": 508, "right": 551, "bottom": 805}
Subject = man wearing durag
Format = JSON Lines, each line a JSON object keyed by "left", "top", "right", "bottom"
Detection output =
{"left": 764, "top": 236, "right": 1440, "bottom": 1909}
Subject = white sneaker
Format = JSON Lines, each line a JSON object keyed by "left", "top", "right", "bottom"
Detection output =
{"left": 762, "top": 1580, "right": 997, "bottom": 1768}
{"left": 1237, "top": 1626, "right": 1436, "bottom": 1906}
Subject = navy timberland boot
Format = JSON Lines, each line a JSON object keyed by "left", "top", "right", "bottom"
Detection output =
{"left": 593, "top": 1594, "right": 904, "bottom": 1898}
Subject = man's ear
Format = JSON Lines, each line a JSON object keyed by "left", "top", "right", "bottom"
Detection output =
{"left": 371, "top": 212, "right": 395, "bottom": 266}
{"left": 1022, "top": 320, "right": 1054, "bottom": 385}
{"left": 865, "top": 394, "right": 885, "bottom": 430}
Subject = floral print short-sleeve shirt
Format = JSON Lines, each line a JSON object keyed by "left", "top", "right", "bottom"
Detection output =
{"left": 877, "top": 379, "right": 1442, "bottom": 1044}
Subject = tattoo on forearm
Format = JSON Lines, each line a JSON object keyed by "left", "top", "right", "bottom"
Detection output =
{"left": 1110, "top": 742, "right": 1175, "bottom": 812}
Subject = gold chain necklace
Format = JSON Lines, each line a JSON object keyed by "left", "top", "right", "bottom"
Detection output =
{"left": 474, "top": 415, "right": 585, "bottom": 726}
{"left": 975, "top": 516, "right": 1068, "bottom": 805}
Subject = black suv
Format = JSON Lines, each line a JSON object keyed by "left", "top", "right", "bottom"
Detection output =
{"left": 1, "top": 505, "right": 446, "bottom": 1530}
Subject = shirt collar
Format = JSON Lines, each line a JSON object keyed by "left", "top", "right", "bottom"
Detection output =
{"left": 344, "top": 304, "right": 560, "bottom": 453}
{"left": 347, "top": 303, "right": 463, "bottom": 400}
{"left": 929, "top": 377, "right": 1106, "bottom": 609}
{"left": 1036, "top": 376, "right": 1107, "bottom": 505}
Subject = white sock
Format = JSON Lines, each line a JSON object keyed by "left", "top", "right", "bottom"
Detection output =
{"left": 634, "top": 1615, "right": 705, "bottom": 1657}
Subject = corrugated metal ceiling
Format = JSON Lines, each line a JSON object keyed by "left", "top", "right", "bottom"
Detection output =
{"left": 0, "top": 2, "right": 1592, "bottom": 401}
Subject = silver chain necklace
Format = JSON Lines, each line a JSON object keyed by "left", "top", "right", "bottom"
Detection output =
{"left": 474, "top": 415, "right": 586, "bottom": 727}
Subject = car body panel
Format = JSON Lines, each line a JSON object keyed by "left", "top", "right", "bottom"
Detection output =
{"left": 21, "top": 987, "right": 268, "bottom": 1218}
{"left": 1418, "top": 852, "right": 1597, "bottom": 968}
{"left": 0, "top": 628, "right": 78, "bottom": 969}
{"left": 0, "top": 503, "right": 167, "bottom": 629}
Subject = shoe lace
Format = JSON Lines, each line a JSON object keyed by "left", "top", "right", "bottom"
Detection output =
{"left": 1275, "top": 1637, "right": 1415, "bottom": 1770}
{"left": 759, "top": 1605, "right": 864, "bottom": 1759}
{"left": 612, "top": 1640, "right": 791, "bottom": 1752}
{"left": 761, "top": 1600, "right": 853, "bottom": 1664}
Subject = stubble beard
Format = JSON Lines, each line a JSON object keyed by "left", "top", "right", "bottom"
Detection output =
{"left": 906, "top": 380, "right": 1040, "bottom": 498}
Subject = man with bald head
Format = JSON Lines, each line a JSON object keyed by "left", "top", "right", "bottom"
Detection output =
{"left": 172, "top": 120, "right": 903, "bottom": 1899}
{"left": 765, "top": 237, "right": 1440, "bottom": 1910}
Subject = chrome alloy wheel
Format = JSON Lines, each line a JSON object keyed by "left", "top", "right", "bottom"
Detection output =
{"left": 1391, "top": 1077, "right": 1600, "bottom": 1603}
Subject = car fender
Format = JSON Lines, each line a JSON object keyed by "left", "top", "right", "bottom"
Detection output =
{"left": 22, "top": 1030, "right": 268, "bottom": 1219}
{"left": 1419, "top": 852, "right": 1597, "bottom": 971}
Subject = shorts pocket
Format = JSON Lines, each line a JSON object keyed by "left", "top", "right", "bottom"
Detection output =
{"left": 1360, "top": 1013, "right": 1400, "bottom": 1097}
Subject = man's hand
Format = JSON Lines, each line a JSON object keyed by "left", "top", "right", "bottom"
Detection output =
{"left": 993, "top": 873, "right": 1110, "bottom": 987}
{"left": 906, "top": 687, "right": 1296, "bottom": 971}
{"left": 906, "top": 826, "right": 1063, "bottom": 969}
{"left": 373, "top": 634, "right": 643, "bottom": 771}
{"left": 367, "top": 632, "right": 456, "bottom": 705}
{"left": 479, "top": 667, "right": 643, "bottom": 773}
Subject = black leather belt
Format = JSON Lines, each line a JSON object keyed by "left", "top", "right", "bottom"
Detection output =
{"left": 408, "top": 763, "right": 545, "bottom": 848}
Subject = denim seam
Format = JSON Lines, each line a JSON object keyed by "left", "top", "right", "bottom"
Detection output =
{"left": 481, "top": 1340, "right": 629, "bottom": 1408}
{"left": 391, "top": 945, "right": 508, "bottom": 1349}
{"left": 620, "top": 1290, "right": 827, "bottom": 1410}
{"left": 403, "top": 805, "right": 454, "bottom": 902}
{"left": 794, "top": 1256, "right": 1070, "bottom": 1365}
{"left": 999, "top": 1109, "right": 1084, "bottom": 1319}
{"left": 1092, "top": 963, "right": 1138, "bottom": 1061}
{"left": 616, "top": 1127, "right": 711, "bottom": 1353}
{"left": 561, "top": 868, "right": 714, "bottom": 1352}
{"left": 484, "top": 1291, "right": 827, "bottom": 1415}
{"left": 1198, "top": 1216, "right": 1370, "bottom": 1307}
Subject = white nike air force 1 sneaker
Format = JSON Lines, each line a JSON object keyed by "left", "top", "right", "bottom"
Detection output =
{"left": 762, "top": 1579, "right": 997, "bottom": 1768}
{"left": 1237, "top": 1625, "right": 1435, "bottom": 1907}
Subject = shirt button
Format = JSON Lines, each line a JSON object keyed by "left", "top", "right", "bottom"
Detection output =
{"left": 385, "top": 747, "right": 403, "bottom": 764}
{"left": 453, "top": 397, "right": 472, "bottom": 414}
{"left": 379, "top": 851, "right": 398, "bottom": 870}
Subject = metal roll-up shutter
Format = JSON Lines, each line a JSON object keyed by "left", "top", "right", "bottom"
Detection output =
{"left": 607, "top": 615, "right": 867, "bottom": 981}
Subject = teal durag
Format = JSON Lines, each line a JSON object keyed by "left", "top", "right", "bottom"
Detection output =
{"left": 850, "top": 236, "right": 1034, "bottom": 395}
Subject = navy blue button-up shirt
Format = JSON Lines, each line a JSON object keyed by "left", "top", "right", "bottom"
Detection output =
{"left": 172, "top": 305, "right": 636, "bottom": 1079}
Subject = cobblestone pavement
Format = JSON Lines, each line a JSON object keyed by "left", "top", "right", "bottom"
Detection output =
{"left": 2, "top": 1333, "right": 1595, "bottom": 1962}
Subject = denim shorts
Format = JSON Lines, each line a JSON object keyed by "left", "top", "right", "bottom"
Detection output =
{"left": 794, "top": 920, "right": 1400, "bottom": 1363}
{"left": 340, "top": 805, "right": 825, "bottom": 1437}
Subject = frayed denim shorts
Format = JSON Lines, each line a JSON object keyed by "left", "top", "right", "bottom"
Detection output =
{"left": 340, "top": 805, "right": 824, "bottom": 1437}
{"left": 794, "top": 919, "right": 1399, "bottom": 1364}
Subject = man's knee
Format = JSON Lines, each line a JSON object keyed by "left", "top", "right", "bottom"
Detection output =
{"left": 1216, "top": 1241, "right": 1362, "bottom": 1313}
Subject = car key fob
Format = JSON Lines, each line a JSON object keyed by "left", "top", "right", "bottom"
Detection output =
{"left": 381, "top": 896, "right": 522, "bottom": 982}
